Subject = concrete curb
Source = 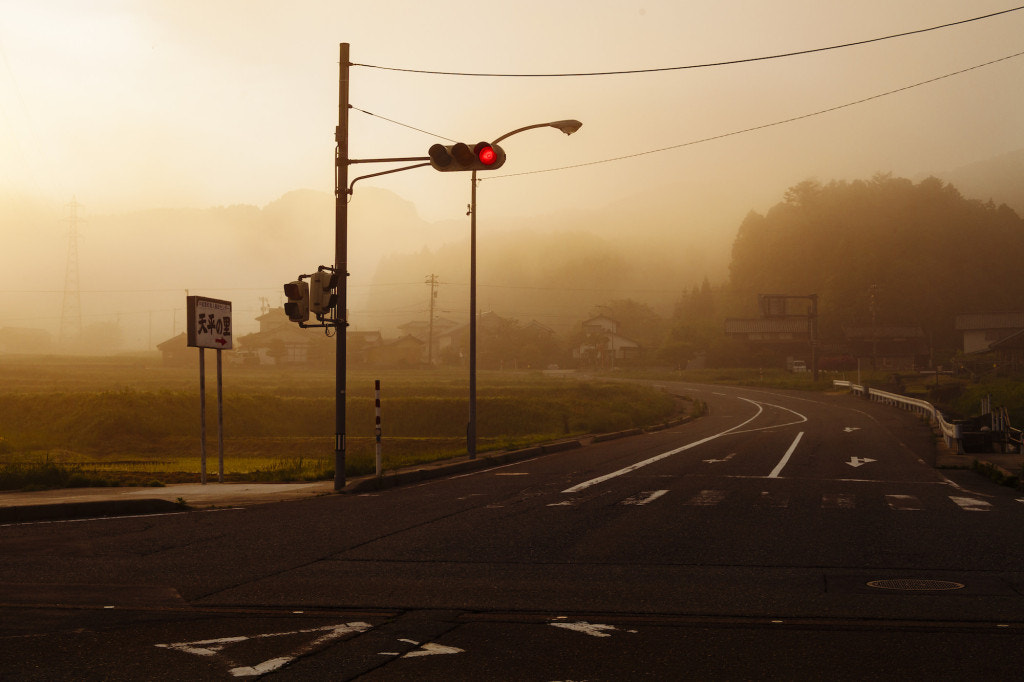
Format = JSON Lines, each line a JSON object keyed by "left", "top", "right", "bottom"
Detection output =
{"left": 0, "top": 498, "right": 186, "bottom": 524}
{"left": 343, "top": 439, "right": 583, "bottom": 494}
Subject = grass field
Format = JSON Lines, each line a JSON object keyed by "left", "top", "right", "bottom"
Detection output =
{"left": 0, "top": 355, "right": 682, "bottom": 489}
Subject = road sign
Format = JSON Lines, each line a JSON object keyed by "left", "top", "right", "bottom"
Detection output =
{"left": 186, "top": 296, "right": 232, "bottom": 350}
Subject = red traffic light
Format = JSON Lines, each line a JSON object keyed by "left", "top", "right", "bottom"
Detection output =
{"left": 475, "top": 143, "right": 497, "bottom": 166}
{"left": 428, "top": 142, "right": 506, "bottom": 172}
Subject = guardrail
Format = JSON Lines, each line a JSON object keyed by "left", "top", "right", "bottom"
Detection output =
{"left": 833, "top": 380, "right": 962, "bottom": 453}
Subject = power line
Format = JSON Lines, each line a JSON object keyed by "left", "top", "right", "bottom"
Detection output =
{"left": 352, "top": 6, "right": 1024, "bottom": 77}
{"left": 350, "top": 105, "right": 454, "bottom": 141}
{"left": 488, "top": 49, "right": 1024, "bottom": 180}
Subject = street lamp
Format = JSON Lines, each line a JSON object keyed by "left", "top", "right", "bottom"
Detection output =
{"left": 467, "top": 119, "right": 582, "bottom": 458}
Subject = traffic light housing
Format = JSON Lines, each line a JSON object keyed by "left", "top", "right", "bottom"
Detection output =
{"left": 428, "top": 141, "right": 506, "bottom": 172}
{"left": 309, "top": 270, "right": 339, "bottom": 317}
{"left": 283, "top": 280, "right": 309, "bottom": 323}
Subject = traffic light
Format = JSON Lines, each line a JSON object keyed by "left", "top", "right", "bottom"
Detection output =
{"left": 428, "top": 141, "right": 506, "bottom": 172}
{"left": 309, "top": 270, "right": 338, "bottom": 317}
{"left": 283, "top": 280, "right": 309, "bottom": 323}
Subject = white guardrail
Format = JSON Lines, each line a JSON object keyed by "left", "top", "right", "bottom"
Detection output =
{"left": 833, "top": 380, "right": 963, "bottom": 454}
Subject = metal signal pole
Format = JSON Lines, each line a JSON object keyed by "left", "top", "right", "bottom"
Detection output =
{"left": 335, "top": 43, "right": 350, "bottom": 490}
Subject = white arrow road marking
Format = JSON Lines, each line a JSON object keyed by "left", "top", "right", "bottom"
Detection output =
{"left": 549, "top": 621, "right": 637, "bottom": 637}
{"left": 846, "top": 456, "right": 876, "bottom": 467}
{"left": 380, "top": 640, "right": 465, "bottom": 657}
{"left": 621, "top": 490, "right": 668, "bottom": 505}
{"left": 703, "top": 452, "right": 737, "bottom": 464}
{"left": 843, "top": 427, "right": 861, "bottom": 433}
{"left": 156, "top": 622, "right": 372, "bottom": 678}
{"left": 403, "top": 643, "right": 465, "bottom": 657}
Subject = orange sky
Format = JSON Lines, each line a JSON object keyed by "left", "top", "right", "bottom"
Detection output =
{"left": 2, "top": 1, "right": 1023, "bottom": 347}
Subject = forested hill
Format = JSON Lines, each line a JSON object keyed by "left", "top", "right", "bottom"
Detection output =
{"left": 728, "top": 175, "right": 1024, "bottom": 348}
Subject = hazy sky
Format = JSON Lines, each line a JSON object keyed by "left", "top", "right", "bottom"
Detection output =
{"left": 2, "top": 1, "right": 1023, "bottom": 348}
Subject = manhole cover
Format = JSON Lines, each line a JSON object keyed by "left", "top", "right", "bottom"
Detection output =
{"left": 866, "top": 579, "right": 965, "bottom": 591}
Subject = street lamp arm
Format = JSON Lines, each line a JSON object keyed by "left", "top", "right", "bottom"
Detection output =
{"left": 492, "top": 119, "right": 582, "bottom": 145}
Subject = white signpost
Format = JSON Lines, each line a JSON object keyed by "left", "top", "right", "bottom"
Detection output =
{"left": 186, "top": 296, "right": 232, "bottom": 483}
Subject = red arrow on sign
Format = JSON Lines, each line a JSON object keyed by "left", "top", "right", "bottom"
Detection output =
{"left": 215, "top": 338, "right": 227, "bottom": 346}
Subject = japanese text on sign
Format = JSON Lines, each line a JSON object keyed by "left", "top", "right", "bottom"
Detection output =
{"left": 186, "top": 296, "right": 233, "bottom": 350}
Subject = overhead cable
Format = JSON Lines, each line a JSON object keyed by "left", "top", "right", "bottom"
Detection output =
{"left": 490, "top": 49, "right": 1024, "bottom": 179}
{"left": 352, "top": 6, "right": 1024, "bottom": 77}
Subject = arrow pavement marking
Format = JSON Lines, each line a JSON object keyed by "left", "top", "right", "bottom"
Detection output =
{"left": 703, "top": 452, "right": 737, "bottom": 464}
{"left": 549, "top": 620, "right": 637, "bottom": 637}
{"left": 380, "top": 639, "right": 466, "bottom": 657}
{"left": 846, "top": 456, "right": 876, "bottom": 467}
{"left": 843, "top": 427, "right": 861, "bottom": 433}
{"left": 621, "top": 490, "right": 669, "bottom": 506}
{"left": 156, "top": 622, "right": 372, "bottom": 678}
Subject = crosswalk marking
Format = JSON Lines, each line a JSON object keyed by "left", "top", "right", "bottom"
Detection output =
{"left": 949, "top": 496, "right": 991, "bottom": 511}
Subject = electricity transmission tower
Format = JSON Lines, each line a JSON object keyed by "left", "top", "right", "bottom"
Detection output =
{"left": 60, "top": 197, "right": 84, "bottom": 346}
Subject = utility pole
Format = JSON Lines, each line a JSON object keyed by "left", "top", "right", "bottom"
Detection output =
{"left": 334, "top": 44, "right": 350, "bottom": 490}
{"left": 425, "top": 274, "right": 439, "bottom": 365}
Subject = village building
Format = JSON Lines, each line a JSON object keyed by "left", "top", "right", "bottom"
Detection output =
{"left": 573, "top": 315, "right": 641, "bottom": 368}
{"left": 956, "top": 312, "right": 1024, "bottom": 370}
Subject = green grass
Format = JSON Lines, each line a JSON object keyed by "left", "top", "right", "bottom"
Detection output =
{"left": 0, "top": 357, "right": 681, "bottom": 489}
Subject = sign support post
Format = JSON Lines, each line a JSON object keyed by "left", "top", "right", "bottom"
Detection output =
{"left": 186, "top": 296, "right": 233, "bottom": 485}
{"left": 199, "top": 347, "right": 206, "bottom": 484}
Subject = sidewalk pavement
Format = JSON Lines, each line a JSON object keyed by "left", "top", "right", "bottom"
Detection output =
{"left": 0, "top": 438, "right": 590, "bottom": 524}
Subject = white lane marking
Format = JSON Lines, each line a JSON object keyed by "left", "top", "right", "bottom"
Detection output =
{"left": 562, "top": 400, "right": 768, "bottom": 494}
{"left": 156, "top": 622, "right": 372, "bottom": 678}
{"left": 621, "top": 490, "right": 668, "bottom": 506}
{"left": 725, "top": 399, "right": 809, "bottom": 435}
{"left": 549, "top": 621, "right": 636, "bottom": 637}
{"left": 885, "top": 494, "right": 922, "bottom": 511}
{"left": 949, "top": 496, "right": 992, "bottom": 511}
{"left": 563, "top": 397, "right": 809, "bottom": 493}
{"left": 767, "top": 432, "right": 804, "bottom": 478}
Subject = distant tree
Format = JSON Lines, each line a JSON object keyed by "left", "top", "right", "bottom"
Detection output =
{"left": 727, "top": 175, "right": 1024, "bottom": 353}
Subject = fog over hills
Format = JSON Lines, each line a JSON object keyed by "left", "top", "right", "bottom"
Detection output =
{"left": 1, "top": 148, "right": 1021, "bottom": 353}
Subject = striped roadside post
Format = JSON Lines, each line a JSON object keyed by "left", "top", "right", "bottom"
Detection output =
{"left": 375, "top": 380, "right": 382, "bottom": 479}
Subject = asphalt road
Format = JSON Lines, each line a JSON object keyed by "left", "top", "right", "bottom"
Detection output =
{"left": 2, "top": 381, "right": 1022, "bottom": 680}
